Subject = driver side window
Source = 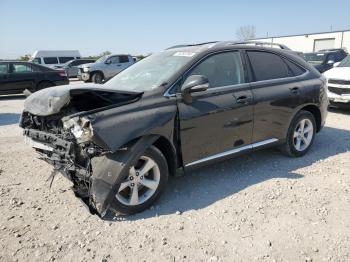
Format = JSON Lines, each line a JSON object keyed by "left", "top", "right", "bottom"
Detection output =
{"left": 187, "top": 52, "right": 245, "bottom": 88}
{"left": 109, "top": 56, "right": 120, "bottom": 64}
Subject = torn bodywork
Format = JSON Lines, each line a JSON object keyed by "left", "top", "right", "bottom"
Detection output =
{"left": 20, "top": 84, "right": 178, "bottom": 216}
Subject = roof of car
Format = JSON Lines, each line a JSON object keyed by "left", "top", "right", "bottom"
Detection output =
{"left": 167, "top": 41, "right": 298, "bottom": 56}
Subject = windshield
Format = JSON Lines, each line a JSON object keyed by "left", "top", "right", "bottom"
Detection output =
{"left": 338, "top": 56, "right": 350, "bottom": 67}
{"left": 304, "top": 53, "right": 325, "bottom": 64}
{"left": 105, "top": 50, "right": 196, "bottom": 92}
{"left": 95, "top": 55, "right": 108, "bottom": 63}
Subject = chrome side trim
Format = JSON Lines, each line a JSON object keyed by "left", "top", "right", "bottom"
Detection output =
{"left": 185, "top": 138, "right": 278, "bottom": 167}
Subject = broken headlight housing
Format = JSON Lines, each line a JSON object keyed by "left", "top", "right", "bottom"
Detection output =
{"left": 63, "top": 116, "right": 93, "bottom": 143}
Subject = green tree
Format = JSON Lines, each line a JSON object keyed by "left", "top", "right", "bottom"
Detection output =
{"left": 19, "top": 54, "right": 31, "bottom": 61}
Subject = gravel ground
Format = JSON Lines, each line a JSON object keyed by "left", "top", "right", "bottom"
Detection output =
{"left": 0, "top": 94, "right": 350, "bottom": 262}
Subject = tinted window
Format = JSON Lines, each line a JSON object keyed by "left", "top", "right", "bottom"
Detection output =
{"left": 0, "top": 63, "right": 8, "bottom": 74}
{"left": 327, "top": 54, "right": 335, "bottom": 63}
{"left": 247, "top": 51, "right": 291, "bottom": 81}
{"left": 59, "top": 57, "right": 74, "bottom": 63}
{"left": 108, "top": 56, "right": 119, "bottom": 64}
{"left": 119, "top": 55, "right": 130, "bottom": 63}
{"left": 13, "top": 63, "right": 33, "bottom": 73}
{"left": 43, "top": 57, "right": 58, "bottom": 64}
{"left": 283, "top": 59, "right": 306, "bottom": 76}
{"left": 188, "top": 52, "right": 244, "bottom": 88}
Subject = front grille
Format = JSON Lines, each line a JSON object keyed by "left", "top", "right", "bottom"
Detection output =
{"left": 328, "top": 79, "right": 350, "bottom": 85}
{"left": 328, "top": 86, "right": 350, "bottom": 95}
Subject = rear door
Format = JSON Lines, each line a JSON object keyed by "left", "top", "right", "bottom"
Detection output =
{"left": 7, "top": 63, "right": 37, "bottom": 92}
{"left": 178, "top": 51, "right": 254, "bottom": 165}
{"left": 246, "top": 50, "right": 306, "bottom": 143}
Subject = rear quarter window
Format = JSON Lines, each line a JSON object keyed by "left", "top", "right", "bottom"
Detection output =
{"left": 283, "top": 59, "right": 306, "bottom": 76}
{"left": 247, "top": 51, "right": 291, "bottom": 81}
{"left": 43, "top": 57, "right": 59, "bottom": 64}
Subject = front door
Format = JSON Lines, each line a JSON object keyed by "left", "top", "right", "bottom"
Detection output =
{"left": 178, "top": 51, "right": 254, "bottom": 165}
{"left": 0, "top": 63, "right": 11, "bottom": 94}
{"left": 7, "top": 63, "right": 37, "bottom": 92}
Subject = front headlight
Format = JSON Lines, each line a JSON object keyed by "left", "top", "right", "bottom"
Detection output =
{"left": 83, "top": 67, "right": 90, "bottom": 72}
{"left": 63, "top": 116, "right": 93, "bottom": 143}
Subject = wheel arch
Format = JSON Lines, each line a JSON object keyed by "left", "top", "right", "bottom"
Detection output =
{"left": 90, "top": 70, "right": 105, "bottom": 78}
{"left": 299, "top": 104, "right": 322, "bottom": 132}
{"left": 36, "top": 80, "right": 55, "bottom": 90}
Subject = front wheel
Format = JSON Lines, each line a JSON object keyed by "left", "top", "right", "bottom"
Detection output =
{"left": 91, "top": 72, "right": 104, "bottom": 84}
{"left": 109, "top": 146, "right": 169, "bottom": 215}
{"left": 280, "top": 110, "right": 316, "bottom": 157}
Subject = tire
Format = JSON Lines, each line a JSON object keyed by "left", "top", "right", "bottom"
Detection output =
{"left": 280, "top": 110, "right": 316, "bottom": 157}
{"left": 91, "top": 72, "right": 104, "bottom": 84}
{"left": 109, "top": 146, "right": 169, "bottom": 215}
{"left": 36, "top": 81, "right": 54, "bottom": 91}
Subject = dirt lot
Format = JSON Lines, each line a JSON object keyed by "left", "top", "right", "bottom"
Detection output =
{"left": 0, "top": 95, "right": 350, "bottom": 262}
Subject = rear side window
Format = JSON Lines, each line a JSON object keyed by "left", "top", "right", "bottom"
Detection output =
{"left": 12, "top": 63, "right": 33, "bottom": 73}
{"left": 247, "top": 51, "right": 291, "bottom": 81}
{"left": 0, "top": 63, "right": 8, "bottom": 74}
{"left": 119, "top": 55, "right": 130, "bottom": 63}
{"left": 43, "top": 57, "right": 58, "bottom": 64}
{"left": 283, "top": 59, "right": 306, "bottom": 76}
{"left": 188, "top": 51, "right": 245, "bottom": 88}
{"left": 59, "top": 57, "right": 74, "bottom": 63}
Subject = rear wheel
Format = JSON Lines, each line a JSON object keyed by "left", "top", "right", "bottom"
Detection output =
{"left": 91, "top": 72, "right": 104, "bottom": 84}
{"left": 280, "top": 110, "right": 316, "bottom": 157}
{"left": 109, "top": 146, "right": 168, "bottom": 215}
{"left": 36, "top": 81, "right": 54, "bottom": 91}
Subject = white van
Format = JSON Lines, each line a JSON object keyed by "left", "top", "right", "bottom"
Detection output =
{"left": 30, "top": 50, "right": 81, "bottom": 68}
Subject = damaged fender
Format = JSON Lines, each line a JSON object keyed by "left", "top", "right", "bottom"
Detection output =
{"left": 89, "top": 135, "right": 160, "bottom": 216}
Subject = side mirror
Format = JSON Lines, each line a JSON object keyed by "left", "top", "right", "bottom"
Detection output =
{"left": 105, "top": 60, "right": 111, "bottom": 64}
{"left": 181, "top": 75, "right": 209, "bottom": 104}
{"left": 327, "top": 60, "right": 335, "bottom": 65}
{"left": 333, "top": 62, "right": 341, "bottom": 67}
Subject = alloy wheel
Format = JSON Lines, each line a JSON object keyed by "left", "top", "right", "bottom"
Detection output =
{"left": 116, "top": 156, "right": 160, "bottom": 206}
{"left": 293, "top": 118, "right": 314, "bottom": 151}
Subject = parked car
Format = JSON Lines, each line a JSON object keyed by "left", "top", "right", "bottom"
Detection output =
{"left": 77, "top": 54, "right": 134, "bottom": 83}
{"left": 304, "top": 48, "right": 347, "bottom": 73}
{"left": 324, "top": 55, "right": 350, "bottom": 106}
{"left": 30, "top": 50, "right": 81, "bottom": 68}
{"left": 0, "top": 61, "right": 68, "bottom": 95}
{"left": 54, "top": 59, "right": 96, "bottom": 78}
{"left": 20, "top": 42, "right": 328, "bottom": 217}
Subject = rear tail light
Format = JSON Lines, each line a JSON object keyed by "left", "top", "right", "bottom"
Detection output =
{"left": 57, "top": 70, "right": 67, "bottom": 77}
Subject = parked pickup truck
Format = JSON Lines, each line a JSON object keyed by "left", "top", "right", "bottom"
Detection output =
{"left": 78, "top": 54, "right": 134, "bottom": 83}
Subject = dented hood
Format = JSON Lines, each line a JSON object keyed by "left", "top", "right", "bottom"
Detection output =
{"left": 24, "top": 84, "right": 142, "bottom": 116}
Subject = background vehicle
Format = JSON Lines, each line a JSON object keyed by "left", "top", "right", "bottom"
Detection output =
{"left": 54, "top": 59, "right": 95, "bottom": 78}
{"left": 304, "top": 48, "right": 347, "bottom": 73}
{"left": 324, "top": 55, "right": 350, "bottom": 106}
{"left": 30, "top": 50, "right": 81, "bottom": 68}
{"left": 21, "top": 42, "right": 328, "bottom": 216}
{"left": 0, "top": 61, "right": 68, "bottom": 95}
{"left": 77, "top": 54, "right": 134, "bottom": 83}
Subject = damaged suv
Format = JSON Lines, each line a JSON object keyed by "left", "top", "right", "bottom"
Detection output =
{"left": 20, "top": 42, "right": 328, "bottom": 217}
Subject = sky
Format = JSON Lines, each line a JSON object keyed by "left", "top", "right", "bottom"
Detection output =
{"left": 1, "top": 0, "right": 350, "bottom": 59}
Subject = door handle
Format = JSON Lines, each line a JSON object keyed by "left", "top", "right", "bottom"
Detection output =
{"left": 236, "top": 95, "right": 251, "bottom": 104}
{"left": 289, "top": 87, "right": 299, "bottom": 94}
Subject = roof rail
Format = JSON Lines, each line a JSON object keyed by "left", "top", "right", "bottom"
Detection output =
{"left": 166, "top": 41, "right": 218, "bottom": 50}
{"left": 230, "top": 41, "right": 291, "bottom": 50}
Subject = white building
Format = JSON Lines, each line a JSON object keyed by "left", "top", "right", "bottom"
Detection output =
{"left": 251, "top": 30, "right": 350, "bottom": 53}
